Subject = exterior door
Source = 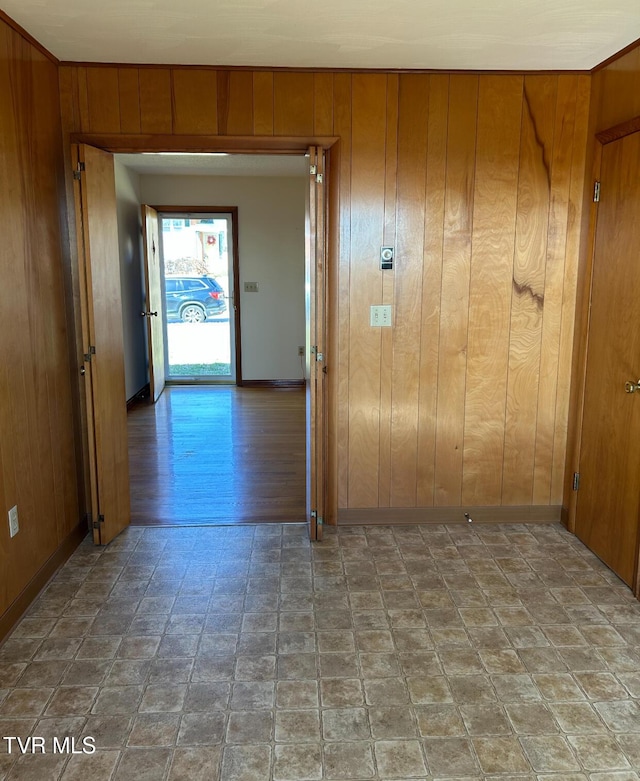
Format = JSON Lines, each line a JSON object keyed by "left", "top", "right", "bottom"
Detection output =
{"left": 575, "top": 130, "right": 640, "bottom": 592}
{"left": 73, "top": 144, "right": 130, "bottom": 545}
{"left": 141, "top": 205, "right": 166, "bottom": 401}
{"left": 306, "top": 146, "right": 327, "bottom": 542}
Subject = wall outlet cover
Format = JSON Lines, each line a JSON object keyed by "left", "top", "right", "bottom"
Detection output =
{"left": 244, "top": 281, "right": 259, "bottom": 293}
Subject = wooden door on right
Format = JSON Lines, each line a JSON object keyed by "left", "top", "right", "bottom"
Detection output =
{"left": 576, "top": 130, "right": 640, "bottom": 593}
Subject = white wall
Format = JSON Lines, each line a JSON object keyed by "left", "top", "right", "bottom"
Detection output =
{"left": 139, "top": 174, "right": 306, "bottom": 381}
{"left": 114, "top": 160, "right": 147, "bottom": 399}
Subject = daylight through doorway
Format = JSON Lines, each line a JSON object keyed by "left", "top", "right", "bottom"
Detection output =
{"left": 160, "top": 211, "right": 237, "bottom": 382}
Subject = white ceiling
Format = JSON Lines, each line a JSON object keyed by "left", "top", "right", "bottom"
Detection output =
{"left": 4, "top": 0, "right": 640, "bottom": 71}
{"left": 116, "top": 153, "right": 309, "bottom": 177}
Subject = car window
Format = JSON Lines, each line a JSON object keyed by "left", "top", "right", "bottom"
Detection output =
{"left": 165, "top": 279, "right": 181, "bottom": 292}
{"left": 182, "top": 279, "right": 207, "bottom": 292}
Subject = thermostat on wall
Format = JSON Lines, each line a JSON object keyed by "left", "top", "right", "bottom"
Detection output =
{"left": 380, "top": 246, "right": 394, "bottom": 270}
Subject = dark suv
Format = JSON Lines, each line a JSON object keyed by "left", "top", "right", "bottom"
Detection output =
{"left": 165, "top": 276, "right": 227, "bottom": 322}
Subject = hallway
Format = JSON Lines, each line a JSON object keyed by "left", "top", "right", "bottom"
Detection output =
{"left": 127, "top": 387, "right": 306, "bottom": 525}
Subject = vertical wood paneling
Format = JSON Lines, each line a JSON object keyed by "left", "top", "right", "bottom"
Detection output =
{"left": 462, "top": 75, "right": 523, "bottom": 506}
{"left": 314, "top": 73, "right": 333, "bottom": 136}
{"left": 417, "top": 74, "right": 449, "bottom": 506}
{"left": 86, "top": 68, "right": 121, "bottom": 132}
{"left": 274, "top": 72, "right": 314, "bottom": 136}
{"left": 58, "top": 66, "right": 80, "bottom": 136}
{"left": 552, "top": 74, "right": 591, "bottom": 504}
{"left": 139, "top": 68, "right": 173, "bottom": 133}
{"left": 118, "top": 68, "right": 141, "bottom": 133}
{"left": 390, "top": 74, "right": 429, "bottom": 506}
{"left": 76, "top": 66, "right": 90, "bottom": 131}
{"left": 347, "top": 73, "right": 387, "bottom": 507}
{"left": 378, "top": 74, "right": 399, "bottom": 507}
{"left": 172, "top": 69, "right": 217, "bottom": 134}
{"left": 333, "top": 73, "right": 352, "bottom": 510}
{"left": 0, "top": 21, "right": 79, "bottom": 620}
{"left": 434, "top": 75, "right": 478, "bottom": 506}
{"left": 253, "top": 71, "right": 273, "bottom": 135}
{"left": 55, "top": 60, "right": 591, "bottom": 514}
{"left": 533, "top": 75, "right": 577, "bottom": 504}
{"left": 595, "top": 47, "right": 640, "bottom": 133}
{"left": 502, "top": 75, "right": 556, "bottom": 504}
{"left": 218, "top": 71, "right": 253, "bottom": 135}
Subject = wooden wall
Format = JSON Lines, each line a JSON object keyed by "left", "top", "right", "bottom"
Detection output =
{"left": 0, "top": 18, "right": 81, "bottom": 630}
{"left": 58, "top": 65, "right": 591, "bottom": 516}
{"left": 591, "top": 46, "right": 640, "bottom": 133}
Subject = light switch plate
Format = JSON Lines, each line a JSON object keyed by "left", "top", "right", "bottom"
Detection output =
{"left": 370, "top": 305, "right": 392, "bottom": 327}
{"left": 244, "top": 281, "right": 259, "bottom": 293}
{"left": 8, "top": 505, "right": 18, "bottom": 538}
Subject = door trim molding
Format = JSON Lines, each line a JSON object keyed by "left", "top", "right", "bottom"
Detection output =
{"left": 596, "top": 116, "right": 640, "bottom": 145}
{"left": 70, "top": 133, "right": 339, "bottom": 155}
{"left": 154, "top": 206, "right": 242, "bottom": 385}
{"left": 66, "top": 134, "right": 337, "bottom": 529}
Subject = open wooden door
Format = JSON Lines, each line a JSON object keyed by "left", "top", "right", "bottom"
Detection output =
{"left": 306, "top": 146, "right": 327, "bottom": 542}
{"left": 141, "top": 205, "right": 166, "bottom": 402}
{"left": 575, "top": 130, "right": 640, "bottom": 593}
{"left": 73, "top": 144, "right": 130, "bottom": 545}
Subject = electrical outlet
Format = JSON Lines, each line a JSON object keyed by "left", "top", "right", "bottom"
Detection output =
{"left": 370, "top": 305, "right": 392, "bottom": 327}
{"left": 8, "top": 505, "right": 18, "bottom": 538}
{"left": 298, "top": 346, "right": 305, "bottom": 356}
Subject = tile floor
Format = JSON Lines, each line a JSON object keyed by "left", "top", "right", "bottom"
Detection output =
{"left": 1, "top": 522, "right": 640, "bottom": 780}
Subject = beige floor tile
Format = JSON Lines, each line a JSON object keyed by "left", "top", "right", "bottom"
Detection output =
{"left": 273, "top": 744, "right": 322, "bottom": 781}
{"left": 568, "top": 734, "right": 632, "bottom": 771}
{"left": 128, "top": 713, "right": 180, "bottom": 746}
{"left": 423, "top": 736, "right": 478, "bottom": 775}
{"left": 2, "top": 522, "right": 640, "bottom": 781}
{"left": 167, "top": 747, "right": 221, "bottom": 781}
{"left": 221, "top": 744, "right": 272, "bottom": 781}
{"left": 113, "top": 748, "right": 172, "bottom": 781}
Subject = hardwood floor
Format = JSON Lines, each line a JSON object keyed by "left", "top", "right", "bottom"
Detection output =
{"left": 128, "top": 386, "right": 306, "bottom": 525}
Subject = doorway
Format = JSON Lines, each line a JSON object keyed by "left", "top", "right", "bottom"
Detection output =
{"left": 73, "top": 143, "right": 329, "bottom": 543}
{"left": 158, "top": 210, "right": 239, "bottom": 383}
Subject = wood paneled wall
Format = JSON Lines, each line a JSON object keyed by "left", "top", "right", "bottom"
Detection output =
{"left": 0, "top": 19, "right": 81, "bottom": 626}
{"left": 58, "top": 64, "right": 591, "bottom": 515}
{"left": 592, "top": 46, "right": 640, "bottom": 133}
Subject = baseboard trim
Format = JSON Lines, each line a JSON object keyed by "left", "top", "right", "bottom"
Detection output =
{"left": 241, "top": 380, "right": 305, "bottom": 389}
{"left": 0, "top": 519, "right": 88, "bottom": 644}
{"left": 338, "top": 505, "right": 563, "bottom": 525}
{"left": 126, "top": 383, "right": 150, "bottom": 409}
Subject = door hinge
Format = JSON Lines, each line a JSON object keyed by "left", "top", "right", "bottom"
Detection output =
{"left": 593, "top": 181, "right": 600, "bottom": 202}
{"left": 310, "top": 164, "right": 317, "bottom": 175}
{"left": 311, "top": 510, "right": 317, "bottom": 519}
{"left": 317, "top": 516, "right": 323, "bottom": 526}
{"left": 316, "top": 352, "right": 324, "bottom": 362}
{"left": 83, "top": 345, "right": 96, "bottom": 363}
{"left": 316, "top": 173, "right": 323, "bottom": 184}
{"left": 73, "top": 162, "right": 85, "bottom": 181}
{"left": 572, "top": 472, "right": 580, "bottom": 491}
{"left": 93, "top": 514, "right": 104, "bottom": 530}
